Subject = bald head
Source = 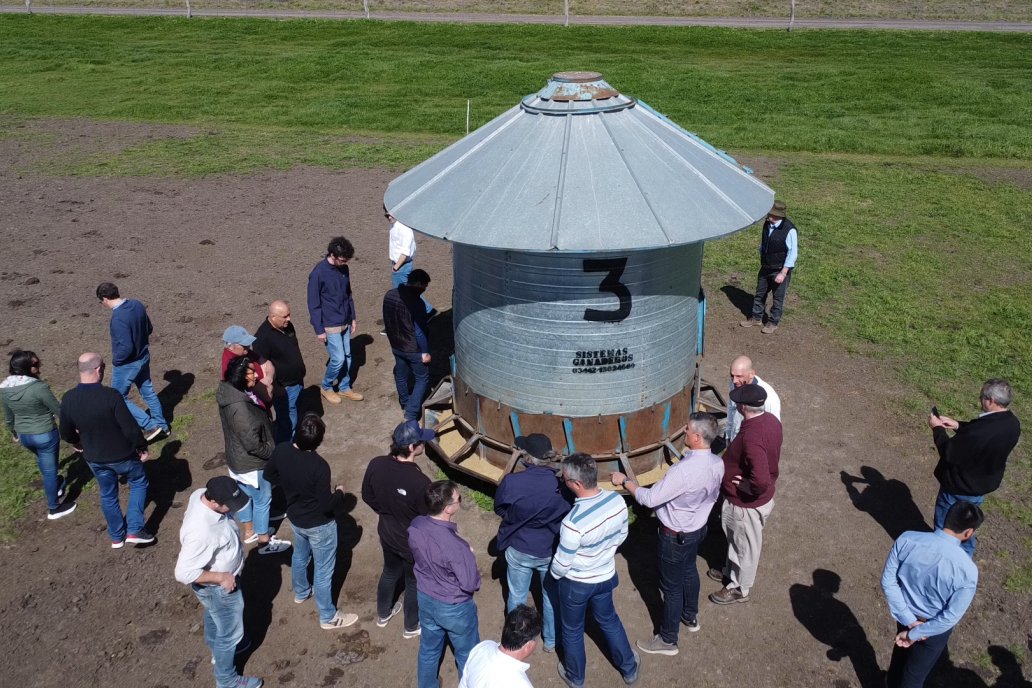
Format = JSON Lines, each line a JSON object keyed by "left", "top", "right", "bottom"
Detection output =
{"left": 77, "top": 352, "right": 104, "bottom": 382}
{"left": 267, "top": 300, "right": 291, "bottom": 331}
{"left": 730, "top": 355, "right": 755, "bottom": 388}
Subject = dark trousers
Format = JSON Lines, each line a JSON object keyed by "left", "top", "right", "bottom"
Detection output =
{"left": 657, "top": 525, "right": 707, "bottom": 644}
{"left": 886, "top": 623, "right": 952, "bottom": 688}
{"left": 392, "top": 348, "right": 430, "bottom": 422}
{"left": 750, "top": 268, "right": 792, "bottom": 324}
{"left": 377, "top": 546, "right": 420, "bottom": 632}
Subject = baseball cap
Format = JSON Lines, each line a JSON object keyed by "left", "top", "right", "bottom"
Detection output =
{"left": 223, "top": 325, "right": 256, "bottom": 347}
{"left": 515, "top": 433, "right": 553, "bottom": 459}
{"left": 729, "top": 384, "right": 767, "bottom": 406}
{"left": 205, "top": 476, "right": 250, "bottom": 512}
{"left": 392, "top": 420, "right": 436, "bottom": 446}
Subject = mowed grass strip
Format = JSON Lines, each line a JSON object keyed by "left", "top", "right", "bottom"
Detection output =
{"left": 0, "top": 17, "right": 1030, "bottom": 158}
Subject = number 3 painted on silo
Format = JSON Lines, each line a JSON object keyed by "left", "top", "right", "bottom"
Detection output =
{"left": 583, "top": 258, "right": 632, "bottom": 322}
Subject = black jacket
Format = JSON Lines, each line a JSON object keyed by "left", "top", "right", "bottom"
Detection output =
{"left": 382, "top": 286, "right": 429, "bottom": 354}
{"left": 216, "top": 382, "right": 275, "bottom": 474}
{"left": 933, "top": 409, "right": 1021, "bottom": 496}
{"left": 253, "top": 319, "right": 306, "bottom": 387}
{"left": 361, "top": 455, "right": 430, "bottom": 560}
{"left": 59, "top": 383, "right": 146, "bottom": 464}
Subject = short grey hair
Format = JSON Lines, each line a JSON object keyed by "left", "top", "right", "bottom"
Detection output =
{"left": 981, "top": 379, "right": 1012, "bottom": 408}
{"left": 561, "top": 453, "right": 597, "bottom": 489}
{"left": 522, "top": 449, "right": 558, "bottom": 467}
{"left": 688, "top": 412, "right": 719, "bottom": 446}
{"left": 77, "top": 352, "right": 102, "bottom": 373}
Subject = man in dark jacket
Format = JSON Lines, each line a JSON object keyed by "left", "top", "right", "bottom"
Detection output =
{"left": 383, "top": 269, "right": 432, "bottom": 422}
{"left": 265, "top": 413, "right": 357, "bottom": 630}
{"left": 494, "top": 434, "right": 571, "bottom": 653}
{"left": 97, "top": 282, "right": 168, "bottom": 440}
{"left": 307, "top": 236, "right": 364, "bottom": 405}
{"left": 741, "top": 200, "right": 798, "bottom": 335}
{"left": 709, "top": 383, "right": 782, "bottom": 605}
{"left": 253, "top": 300, "right": 306, "bottom": 443}
{"left": 362, "top": 420, "right": 434, "bottom": 639}
{"left": 929, "top": 378, "right": 1021, "bottom": 556}
{"left": 60, "top": 352, "right": 152, "bottom": 548}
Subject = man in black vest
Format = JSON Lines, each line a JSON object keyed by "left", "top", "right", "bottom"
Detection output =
{"left": 929, "top": 378, "right": 1021, "bottom": 557}
{"left": 742, "top": 200, "right": 798, "bottom": 334}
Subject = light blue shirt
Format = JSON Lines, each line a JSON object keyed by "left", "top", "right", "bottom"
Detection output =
{"left": 763, "top": 219, "right": 798, "bottom": 269}
{"left": 881, "top": 529, "right": 978, "bottom": 641}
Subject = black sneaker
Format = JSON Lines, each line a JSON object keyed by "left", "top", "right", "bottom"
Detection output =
{"left": 144, "top": 427, "right": 168, "bottom": 442}
{"left": 126, "top": 531, "right": 155, "bottom": 545}
{"left": 681, "top": 616, "right": 701, "bottom": 632}
{"left": 47, "top": 502, "right": 77, "bottom": 520}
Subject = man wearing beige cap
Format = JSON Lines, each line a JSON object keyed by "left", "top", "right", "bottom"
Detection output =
{"left": 741, "top": 200, "right": 798, "bottom": 334}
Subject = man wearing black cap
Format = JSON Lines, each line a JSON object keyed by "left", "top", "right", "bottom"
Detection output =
{"left": 175, "top": 476, "right": 263, "bottom": 688}
{"left": 362, "top": 420, "right": 435, "bottom": 638}
{"left": 709, "top": 383, "right": 783, "bottom": 606}
{"left": 741, "top": 200, "right": 798, "bottom": 334}
{"left": 494, "top": 434, "right": 572, "bottom": 653}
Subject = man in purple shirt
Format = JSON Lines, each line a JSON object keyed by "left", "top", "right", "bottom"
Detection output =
{"left": 409, "top": 480, "right": 482, "bottom": 688}
{"left": 494, "top": 434, "right": 572, "bottom": 653}
{"left": 613, "top": 412, "right": 724, "bottom": 656}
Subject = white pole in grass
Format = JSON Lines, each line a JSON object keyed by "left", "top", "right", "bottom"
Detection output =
{"left": 564, "top": 0, "right": 569, "bottom": 27}
{"left": 186, "top": 0, "right": 192, "bottom": 18}
{"left": 25, "top": 0, "right": 31, "bottom": 13}
{"left": 788, "top": 0, "right": 795, "bottom": 31}
{"left": 364, "top": 0, "right": 369, "bottom": 19}
{"left": 466, "top": 100, "right": 471, "bottom": 135}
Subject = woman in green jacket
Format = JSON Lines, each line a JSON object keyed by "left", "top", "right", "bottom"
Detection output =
{"left": 0, "top": 350, "right": 75, "bottom": 519}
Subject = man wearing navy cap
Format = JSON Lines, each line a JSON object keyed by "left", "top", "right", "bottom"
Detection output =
{"left": 709, "top": 383, "right": 783, "bottom": 606}
{"left": 362, "top": 421, "right": 436, "bottom": 639}
{"left": 494, "top": 434, "right": 572, "bottom": 653}
{"left": 175, "top": 476, "right": 262, "bottom": 688}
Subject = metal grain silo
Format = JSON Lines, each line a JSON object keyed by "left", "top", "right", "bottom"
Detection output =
{"left": 384, "top": 72, "right": 773, "bottom": 486}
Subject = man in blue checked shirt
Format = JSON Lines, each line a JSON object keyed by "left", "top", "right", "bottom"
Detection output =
{"left": 881, "top": 501, "right": 982, "bottom": 688}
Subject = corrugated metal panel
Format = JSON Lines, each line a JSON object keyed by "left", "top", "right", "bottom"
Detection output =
{"left": 452, "top": 243, "right": 702, "bottom": 416}
{"left": 385, "top": 72, "right": 773, "bottom": 252}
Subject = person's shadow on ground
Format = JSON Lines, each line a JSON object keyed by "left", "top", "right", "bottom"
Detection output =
{"left": 621, "top": 506, "right": 664, "bottom": 632}
{"left": 240, "top": 544, "right": 287, "bottom": 654}
{"left": 789, "top": 568, "right": 883, "bottom": 688}
{"left": 157, "top": 369, "right": 194, "bottom": 427}
{"left": 720, "top": 284, "right": 756, "bottom": 319}
{"left": 841, "top": 466, "right": 930, "bottom": 540}
{"left": 349, "top": 334, "right": 375, "bottom": 388}
{"left": 331, "top": 492, "right": 363, "bottom": 604}
{"left": 143, "top": 439, "right": 192, "bottom": 536}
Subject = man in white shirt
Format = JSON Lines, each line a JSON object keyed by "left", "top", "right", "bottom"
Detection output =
{"left": 725, "top": 355, "right": 781, "bottom": 444}
{"left": 386, "top": 211, "right": 434, "bottom": 315}
{"left": 459, "top": 605, "right": 541, "bottom": 688}
{"left": 175, "top": 476, "right": 263, "bottom": 688}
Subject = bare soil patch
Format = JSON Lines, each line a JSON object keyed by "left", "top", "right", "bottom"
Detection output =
{"left": 0, "top": 121, "right": 1027, "bottom": 687}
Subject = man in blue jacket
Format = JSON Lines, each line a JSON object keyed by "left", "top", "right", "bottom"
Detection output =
{"left": 494, "top": 434, "right": 572, "bottom": 654}
{"left": 97, "top": 282, "right": 167, "bottom": 441}
{"left": 307, "top": 237, "right": 364, "bottom": 405}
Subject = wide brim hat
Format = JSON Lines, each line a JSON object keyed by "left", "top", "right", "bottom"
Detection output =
{"left": 768, "top": 200, "right": 787, "bottom": 218}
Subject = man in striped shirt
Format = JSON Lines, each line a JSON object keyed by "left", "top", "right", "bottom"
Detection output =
{"left": 551, "top": 453, "right": 640, "bottom": 688}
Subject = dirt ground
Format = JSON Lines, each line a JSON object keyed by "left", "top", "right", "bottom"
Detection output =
{"left": 0, "top": 120, "right": 1028, "bottom": 688}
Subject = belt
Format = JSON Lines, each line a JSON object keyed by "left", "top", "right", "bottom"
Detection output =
{"left": 661, "top": 524, "right": 698, "bottom": 537}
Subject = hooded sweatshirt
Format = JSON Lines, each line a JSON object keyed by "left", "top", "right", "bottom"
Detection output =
{"left": 1, "top": 375, "right": 61, "bottom": 436}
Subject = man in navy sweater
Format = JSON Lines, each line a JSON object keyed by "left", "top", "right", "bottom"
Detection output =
{"left": 97, "top": 282, "right": 167, "bottom": 441}
{"left": 60, "top": 352, "right": 153, "bottom": 549}
{"left": 494, "top": 434, "right": 571, "bottom": 654}
{"left": 307, "top": 237, "right": 364, "bottom": 405}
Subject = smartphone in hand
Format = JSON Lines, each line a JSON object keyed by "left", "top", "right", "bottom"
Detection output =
{"left": 931, "top": 406, "right": 940, "bottom": 418}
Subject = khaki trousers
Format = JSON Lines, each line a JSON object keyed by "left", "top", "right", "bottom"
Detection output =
{"left": 721, "top": 499, "right": 775, "bottom": 595}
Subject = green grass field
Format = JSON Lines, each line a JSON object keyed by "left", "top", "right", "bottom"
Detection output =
{"left": 0, "top": 16, "right": 1030, "bottom": 539}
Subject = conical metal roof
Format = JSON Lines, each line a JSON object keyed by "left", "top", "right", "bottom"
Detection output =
{"left": 385, "top": 72, "right": 773, "bottom": 252}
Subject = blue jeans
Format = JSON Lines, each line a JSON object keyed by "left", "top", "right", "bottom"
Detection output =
{"left": 292, "top": 521, "right": 338, "bottom": 623}
{"left": 391, "top": 261, "right": 434, "bottom": 313}
{"left": 657, "top": 525, "right": 706, "bottom": 644}
{"left": 886, "top": 623, "right": 952, "bottom": 688}
{"left": 272, "top": 383, "right": 303, "bottom": 444}
{"left": 20, "top": 429, "right": 61, "bottom": 509}
{"left": 87, "top": 458, "right": 148, "bottom": 541}
{"left": 235, "top": 471, "right": 271, "bottom": 537}
{"left": 192, "top": 583, "right": 246, "bottom": 688}
{"left": 417, "top": 590, "right": 480, "bottom": 688}
{"left": 505, "top": 547, "right": 558, "bottom": 649}
{"left": 558, "top": 574, "right": 636, "bottom": 686}
{"left": 111, "top": 355, "right": 167, "bottom": 431}
{"left": 933, "top": 490, "right": 983, "bottom": 557}
{"left": 392, "top": 349, "right": 430, "bottom": 422}
{"left": 321, "top": 329, "right": 353, "bottom": 392}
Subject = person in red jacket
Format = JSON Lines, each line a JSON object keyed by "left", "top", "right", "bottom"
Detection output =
{"left": 708, "top": 383, "right": 783, "bottom": 605}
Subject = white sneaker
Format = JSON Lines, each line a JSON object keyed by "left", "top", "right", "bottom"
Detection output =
{"left": 377, "top": 601, "right": 403, "bottom": 628}
{"left": 258, "top": 537, "right": 291, "bottom": 555}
